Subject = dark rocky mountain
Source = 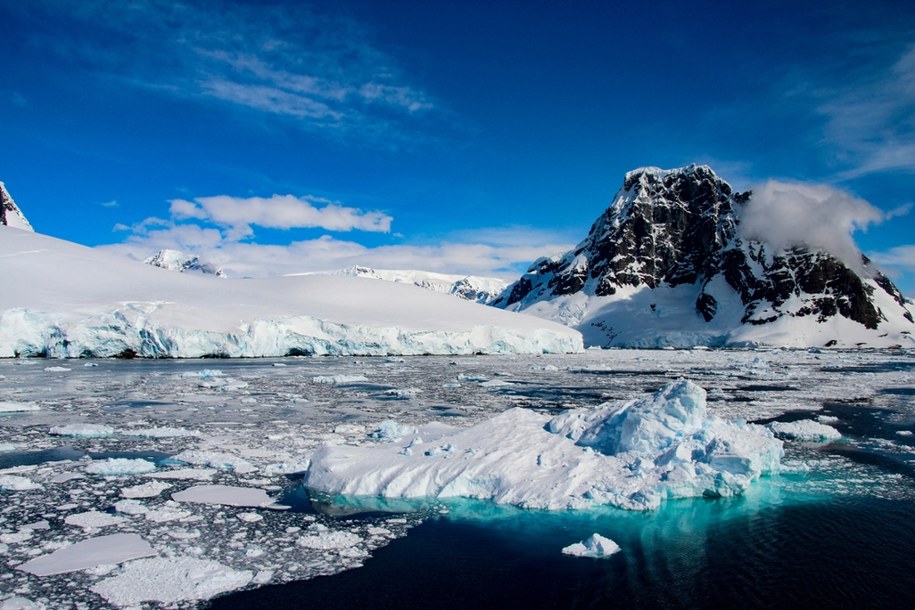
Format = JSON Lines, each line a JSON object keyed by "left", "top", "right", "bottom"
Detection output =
{"left": 0, "top": 182, "right": 34, "bottom": 231}
{"left": 493, "top": 165, "right": 913, "bottom": 347}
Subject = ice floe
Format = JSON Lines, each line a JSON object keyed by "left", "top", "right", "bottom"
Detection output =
{"left": 0, "top": 401, "right": 40, "bottom": 413}
{"left": 17, "top": 533, "right": 155, "bottom": 576}
{"left": 49, "top": 423, "right": 114, "bottom": 438}
{"left": 172, "top": 484, "right": 275, "bottom": 507}
{"left": 768, "top": 420, "right": 842, "bottom": 442}
{"left": 0, "top": 475, "right": 42, "bottom": 491}
{"left": 84, "top": 458, "right": 157, "bottom": 476}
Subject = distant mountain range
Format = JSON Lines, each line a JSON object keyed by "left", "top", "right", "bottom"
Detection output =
{"left": 293, "top": 266, "right": 507, "bottom": 304}
{"left": 491, "top": 165, "right": 913, "bottom": 348}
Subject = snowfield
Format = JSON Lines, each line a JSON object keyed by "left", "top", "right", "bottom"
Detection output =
{"left": 0, "top": 227, "right": 581, "bottom": 358}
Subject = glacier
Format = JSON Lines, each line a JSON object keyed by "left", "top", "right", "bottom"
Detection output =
{"left": 0, "top": 227, "right": 581, "bottom": 358}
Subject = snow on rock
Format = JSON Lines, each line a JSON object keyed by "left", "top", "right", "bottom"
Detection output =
{"left": 0, "top": 401, "right": 40, "bottom": 413}
{"left": 0, "top": 182, "right": 34, "bottom": 232}
{"left": 17, "top": 534, "right": 155, "bottom": 576}
{"left": 90, "top": 557, "right": 253, "bottom": 606}
{"left": 0, "top": 227, "right": 581, "bottom": 358}
{"left": 49, "top": 423, "right": 114, "bottom": 438}
{"left": 768, "top": 420, "right": 842, "bottom": 442}
{"left": 0, "top": 475, "right": 42, "bottom": 491}
{"left": 63, "top": 511, "right": 126, "bottom": 529}
{"left": 171, "top": 450, "right": 255, "bottom": 474}
{"left": 561, "top": 533, "right": 621, "bottom": 559}
{"left": 172, "top": 484, "right": 274, "bottom": 507}
{"left": 84, "top": 458, "right": 157, "bottom": 476}
{"left": 305, "top": 380, "right": 783, "bottom": 511}
{"left": 120, "top": 481, "right": 172, "bottom": 498}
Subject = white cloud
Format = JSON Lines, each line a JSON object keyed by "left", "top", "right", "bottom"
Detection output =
{"left": 739, "top": 180, "right": 885, "bottom": 268}
{"left": 870, "top": 244, "right": 915, "bottom": 273}
{"left": 169, "top": 194, "right": 392, "bottom": 236}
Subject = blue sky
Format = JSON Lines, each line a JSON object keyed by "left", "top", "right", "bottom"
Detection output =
{"left": 1, "top": 0, "right": 914, "bottom": 293}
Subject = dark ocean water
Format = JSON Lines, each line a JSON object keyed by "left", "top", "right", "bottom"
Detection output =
{"left": 208, "top": 487, "right": 915, "bottom": 610}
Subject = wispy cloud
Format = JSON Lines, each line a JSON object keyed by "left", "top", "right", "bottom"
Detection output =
{"left": 817, "top": 44, "right": 915, "bottom": 179}
{"left": 8, "top": 1, "right": 435, "bottom": 141}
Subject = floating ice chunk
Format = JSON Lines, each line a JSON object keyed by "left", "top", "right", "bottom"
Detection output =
{"left": 64, "top": 511, "right": 126, "bottom": 529}
{"left": 50, "top": 472, "right": 85, "bottom": 483}
{"left": 237, "top": 512, "right": 263, "bottom": 523}
{"left": 121, "top": 481, "right": 172, "bottom": 498}
{"left": 0, "top": 401, "right": 40, "bottom": 413}
{"left": 0, "top": 474, "right": 42, "bottom": 491}
{"left": 18, "top": 534, "right": 156, "bottom": 576}
{"left": 816, "top": 415, "right": 840, "bottom": 424}
{"left": 85, "top": 458, "right": 157, "bottom": 476}
{"left": 0, "top": 443, "right": 17, "bottom": 452}
{"left": 43, "top": 366, "right": 70, "bottom": 372}
{"left": 121, "top": 427, "right": 199, "bottom": 438}
{"left": 306, "top": 380, "right": 783, "bottom": 511}
{"left": 171, "top": 450, "right": 255, "bottom": 474}
{"left": 0, "top": 596, "right": 43, "bottom": 609}
{"left": 144, "top": 468, "right": 217, "bottom": 480}
{"left": 312, "top": 374, "right": 369, "bottom": 385}
{"left": 561, "top": 533, "right": 621, "bottom": 559}
{"left": 113, "top": 499, "right": 149, "bottom": 515}
{"left": 768, "top": 420, "right": 842, "bottom": 442}
{"left": 264, "top": 460, "right": 311, "bottom": 475}
{"left": 479, "top": 379, "right": 513, "bottom": 387}
{"left": 49, "top": 423, "right": 114, "bottom": 438}
{"left": 897, "top": 430, "right": 913, "bottom": 437}
{"left": 20, "top": 520, "right": 50, "bottom": 531}
{"left": 181, "top": 369, "right": 224, "bottom": 378}
{"left": 296, "top": 526, "right": 363, "bottom": 550}
{"left": 172, "top": 484, "right": 274, "bottom": 507}
{"left": 90, "top": 557, "right": 253, "bottom": 606}
{"left": 384, "top": 387, "right": 422, "bottom": 398}
{"left": 369, "top": 420, "right": 418, "bottom": 442}
{"left": 144, "top": 505, "right": 192, "bottom": 523}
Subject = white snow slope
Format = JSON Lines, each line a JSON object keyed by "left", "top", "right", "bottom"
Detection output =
{"left": 0, "top": 227, "right": 582, "bottom": 358}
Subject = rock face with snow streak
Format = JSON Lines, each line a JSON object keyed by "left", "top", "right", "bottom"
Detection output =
{"left": 305, "top": 380, "right": 783, "bottom": 511}
{"left": 0, "top": 182, "right": 34, "bottom": 231}
{"left": 493, "top": 165, "right": 914, "bottom": 348}
{"left": 0, "top": 226, "right": 581, "bottom": 358}
{"left": 144, "top": 248, "right": 227, "bottom": 278}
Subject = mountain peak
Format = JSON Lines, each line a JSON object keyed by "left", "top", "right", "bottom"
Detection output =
{"left": 0, "top": 182, "right": 35, "bottom": 232}
{"left": 493, "top": 165, "right": 913, "bottom": 348}
{"left": 144, "top": 249, "right": 227, "bottom": 278}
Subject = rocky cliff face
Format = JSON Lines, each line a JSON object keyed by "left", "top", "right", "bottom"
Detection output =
{"left": 0, "top": 182, "right": 34, "bottom": 232}
{"left": 493, "top": 165, "right": 913, "bottom": 346}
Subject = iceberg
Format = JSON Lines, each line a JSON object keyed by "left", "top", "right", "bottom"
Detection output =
{"left": 561, "top": 533, "right": 621, "bottom": 558}
{"left": 305, "top": 380, "right": 784, "bottom": 511}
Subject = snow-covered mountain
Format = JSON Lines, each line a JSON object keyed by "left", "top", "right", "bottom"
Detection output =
{"left": 145, "top": 249, "right": 227, "bottom": 278}
{"left": 493, "top": 165, "right": 914, "bottom": 348}
{"left": 297, "top": 266, "right": 507, "bottom": 304}
{"left": 0, "top": 227, "right": 581, "bottom": 358}
{"left": 0, "top": 182, "right": 34, "bottom": 231}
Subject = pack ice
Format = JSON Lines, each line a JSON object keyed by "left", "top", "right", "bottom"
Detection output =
{"left": 0, "top": 227, "right": 581, "bottom": 358}
{"left": 305, "top": 380, "right": 784, "bottom": 510}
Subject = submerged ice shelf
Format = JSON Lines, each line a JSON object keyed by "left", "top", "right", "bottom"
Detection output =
{"left": 0, "top": 349, "right": 914, "bottom": 608}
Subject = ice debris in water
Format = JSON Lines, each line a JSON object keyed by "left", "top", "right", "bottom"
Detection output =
{"left": 171, "top": 450, "right": 255, "bottom": 474}
{"left": 90, "top": 556, "right": 253, "bottom": 606}
{"left": 121, "top": 427, "right": 199, "bottom": 438}
{"left": 0, "top": 597, "right": 43, "bottom": 610}
{"left": 0, "top": 401, "right": 40, "bottom": 413}
{"left": 561, "top": 533, "right": 621, "bottom": 559}
{"left": 767, "top": 420, "right": 842, "bottom": 442}
{"left": 49, "top": 423, "right": 114, "bottom": 438}
{"left": 0, "top": 475, "right": 42, "bottom": 491}
{"left": 312, "top": 374, "right": 369, "bottom": 385}
{"left": 306, "top": 379, "right": 784, "bottom": 511}
{"left": 120, "top": 481, "right": 172, "bottom": 498}
{"left": 85, "top": 458, "right": 157, "bottom": 476}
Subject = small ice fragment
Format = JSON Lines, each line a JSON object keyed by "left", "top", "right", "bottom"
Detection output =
{"left": 312, "top": 374, "right": 368, "bottom": 384}
{"left": 43, "top": 366, "right": 70, "bottom": 372}
{"left": 0, "top": 401, "right": 40, "bottom": 413}
{"left": 121, "top": 427, "right": 199, "bottom": 438}
{"left": 64, "top": 511, "right": 126, "bottom": 529}
{"left": 50, "top": 472, "right": 85, "bottom": 483}
{"left": 20, "top": 520, "right": 50, "bottom": 531}
{"left": 113, "top": 499, "right": 149, "bottom": 515}
{"left": 897, "top": 430, "right": 913, "bottom": 437}
{"left": 121, "top": 480, "right": 172, "bottom": 498}
{"left": 0, "top": 474, "right": 42, "bottom": 491}
{"left": 237, "top": 512, "right": 263, "bottom": 523}
{"left": 561, "top": 533, "right": 621, "bottom": 558}
{"left": 85, "top": 458, "right": 157, "bottom": 476}
{"left": 296, "top": 529, "right": 363, "bottom": 550}
{"left": 50, "top": 423, "right": 114, "bottom": 437}
{"left": 768, "top": 420, "right": 841, "bottom": 441}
